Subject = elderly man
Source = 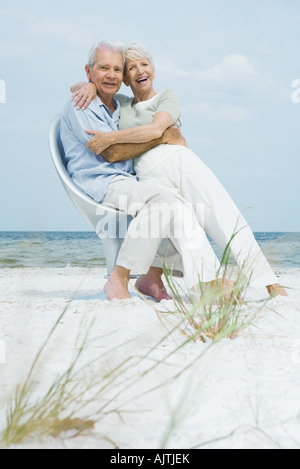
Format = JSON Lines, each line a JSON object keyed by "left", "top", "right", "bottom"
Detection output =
{"left": 61, "top": 40, "right": 223, "bottom": 301}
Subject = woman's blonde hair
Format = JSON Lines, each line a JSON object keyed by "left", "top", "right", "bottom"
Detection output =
{"left": 124, "top": 43, "right": 154, "bottom": 70}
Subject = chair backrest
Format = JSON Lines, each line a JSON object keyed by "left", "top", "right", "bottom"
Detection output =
{"left": 49, "top": 114, "right": 100, "bottom": 207}
{"left": 48, "top": 114, "right": 132, "bottom": 235}
{"left": 48, "top": 115, "right": 157, "bottom": 278}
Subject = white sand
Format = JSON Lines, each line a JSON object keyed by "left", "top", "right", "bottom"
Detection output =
{"left": 0, "top": 266, "right": 300, "bottom": 449}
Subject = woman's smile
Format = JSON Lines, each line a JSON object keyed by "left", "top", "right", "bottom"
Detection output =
{"left": 124, "top": 58, "right": 156, "bottom": 102}
{"left": 136, "top": 76, "right": 149, "bottom": 83}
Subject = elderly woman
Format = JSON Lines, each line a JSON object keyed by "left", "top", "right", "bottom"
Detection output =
{"left": 73, "top": 43, "right": 286, "bottom": 297}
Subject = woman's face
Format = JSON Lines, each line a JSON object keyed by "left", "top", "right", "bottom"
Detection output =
{"left": 124, "top": 57, "right": 155, "bottom": 96}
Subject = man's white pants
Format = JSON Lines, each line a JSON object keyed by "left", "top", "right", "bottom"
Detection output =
{"left": 140, "top": 148, "right": 278, "bottom": 288}
{"left": 101, "top": 176, "right": 221, "bottom": 289}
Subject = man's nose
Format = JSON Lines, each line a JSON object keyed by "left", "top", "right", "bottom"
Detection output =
{"left": 107, "top": 68, "right": 117, "bottom": 78}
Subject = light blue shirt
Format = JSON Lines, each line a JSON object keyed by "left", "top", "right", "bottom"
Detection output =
{"left": 60, "top": 95, "right": 136, "bottom": 203}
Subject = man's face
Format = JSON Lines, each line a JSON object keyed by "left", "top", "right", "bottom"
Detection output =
{"left": 85, "top": 48, "right": 124, "bottom": 100}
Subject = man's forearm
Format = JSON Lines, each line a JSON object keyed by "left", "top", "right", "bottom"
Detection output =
{"left": 102, "top": 136, "right": 166, "bottom": 163}
{"left": 102, "top": 127, "right": 186, "bottom": 163}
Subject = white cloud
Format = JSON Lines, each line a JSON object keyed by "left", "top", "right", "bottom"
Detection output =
{"left": 195, "top": 54, "right": 291, "bottom": 102}
{"left": 156, "top": 54, "right": 261, "bottom": 85}
{"left": 195, "top": 54, "right": 261, "bottom": 85}
{"left": 156, "top": 59, "right": 189, "bottom": 78}
{"left": 24, "top": 14, "right": 94, "bottom": 47}
{"left": 0, "top": 42, "right": 33, "bottom": 60}
{"left": 182, "top": 101, "right": 250, "bottom": 122}
{"left": 156, "top": 52, "right": 290, "bottom": 104}
{"left": 0, "top": 8, "right": 93, "bottom": 54}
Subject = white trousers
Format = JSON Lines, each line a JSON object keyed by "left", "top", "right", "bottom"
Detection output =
{"left": 102, "top": 176, "right": 221, "bottom": 288}
{"left": 139, "top": 148, "right": 278, "bottom": 288}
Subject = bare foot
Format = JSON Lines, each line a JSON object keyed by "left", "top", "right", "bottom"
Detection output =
{"left": 266, "top": 284, "right": 288, "bottom": 297}
{"left": 135, "top": 274, "right": 171, "bottom": 302}
{"left": 217, "top": 278, "right": 245, "bottom": 304}
{"left": 104, "top": 278, "right": 131, "bottom": 300}
{"left": 104, "top": 266, "right": 131, "bottom": 300}
{"left": 194, "top": 278, "right": 244, "bottom": 304}
{"left": 204, "top": 278, "right": 235, "bottom": 298}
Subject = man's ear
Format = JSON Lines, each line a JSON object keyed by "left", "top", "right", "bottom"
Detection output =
{"left": 85, "top": 64, "right": 91, "bottom": 80}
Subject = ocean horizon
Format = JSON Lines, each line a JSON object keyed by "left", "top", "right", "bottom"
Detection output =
{"left": 0, "top": 231, "right": 299, "bottom": 269}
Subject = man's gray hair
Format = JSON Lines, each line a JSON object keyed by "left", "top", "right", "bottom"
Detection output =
{"left": 124, "top": 43, "right": 154, "bottom": 69}
{"left": 87, "top": 40, "right": 126, "bottom": 68}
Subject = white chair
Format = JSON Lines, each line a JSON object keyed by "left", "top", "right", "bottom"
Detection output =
{"left": 48, "top": 114, "right": 133, "bottom": 277}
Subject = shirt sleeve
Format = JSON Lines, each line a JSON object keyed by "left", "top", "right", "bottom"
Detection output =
{"left": 63, "top": 99, "right": 114, "bottom": 146}
{"left": 155, "top": 89, "right": 182, "bottom": 126}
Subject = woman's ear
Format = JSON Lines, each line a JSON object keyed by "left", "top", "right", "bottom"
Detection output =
{"left": 123, "top": 76, "right": 130, "bottom": 87}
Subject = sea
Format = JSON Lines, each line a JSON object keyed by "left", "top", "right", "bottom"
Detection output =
{"left": 0, "top": 232, "right": 299, "bottom": 269}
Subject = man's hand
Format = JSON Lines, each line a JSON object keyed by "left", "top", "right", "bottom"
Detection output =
{"left": 161, "top": 126, "right": 187, "bottom": 147}
{"left": 86, "top": 130, "right": 113, "bottom": 155}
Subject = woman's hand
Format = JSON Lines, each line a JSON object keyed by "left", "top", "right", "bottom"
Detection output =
{"left": 86, "top": 130, "right": 113, "bottom": 155}
{"left": 71, "top": 83, "right": 97, "bottom": 110}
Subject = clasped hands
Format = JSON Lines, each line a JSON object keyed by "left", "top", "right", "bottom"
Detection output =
{"left": 85, "top": 126, "right": 187, "bottom": 156}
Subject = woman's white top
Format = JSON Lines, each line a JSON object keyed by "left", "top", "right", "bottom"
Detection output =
{"left": 117, "top": 90, "right": 184, "bottom": 175}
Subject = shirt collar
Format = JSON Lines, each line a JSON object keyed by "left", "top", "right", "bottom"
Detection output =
{"left": 95, "top": 95, "right": 120, "bottom": 116}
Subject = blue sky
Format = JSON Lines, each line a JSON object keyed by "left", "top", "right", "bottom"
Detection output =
{"left": 0, "top": 0, "right": 299, "bottom": 231}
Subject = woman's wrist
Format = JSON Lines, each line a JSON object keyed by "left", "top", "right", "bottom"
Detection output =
{"left": 88, "top": 82, "right": 97, "bottom": 96}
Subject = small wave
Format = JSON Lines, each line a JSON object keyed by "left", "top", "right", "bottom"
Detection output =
{"left": 0, "top": 259, "right": 26, "bottom": 268}
{"left": 1, "top": 231, "right": 299, "bottom": 269}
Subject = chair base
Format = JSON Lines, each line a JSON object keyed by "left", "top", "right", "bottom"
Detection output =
{"left": 104, "top": 274, "right": 141, "bottom": 280}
